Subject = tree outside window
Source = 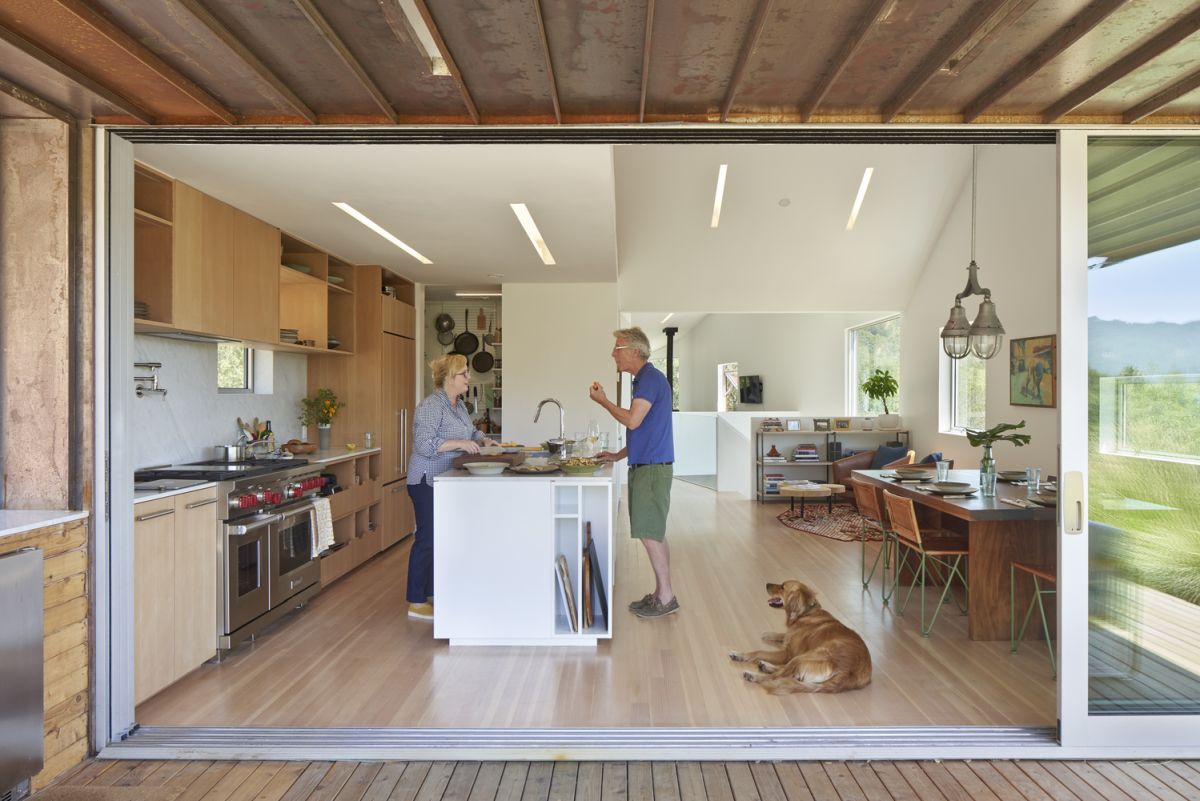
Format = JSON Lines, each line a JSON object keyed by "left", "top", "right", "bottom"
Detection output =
{"left": 218, "top": 343, "right": 253, "bottom": 393}
{"left": 650, "top": 356, "right": 680, "bottom": 410}
{"left": 718, "top": 362, "right": 738, "bottom": 412}
{"left": 849, "top": 316, "right": 901, "bottom": 415}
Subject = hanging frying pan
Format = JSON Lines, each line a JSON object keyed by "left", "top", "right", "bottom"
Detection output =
{"left": 434, "top": 309, "right": 455, "bottom": 333}
{"left": 453, "top": 309, "right": 479, "bottom": 356}
{"left": 472, "top": 341, "right": 494, "bottom": 373}
{"left": 437, "top": 328, "right": 456, "bottom": 345}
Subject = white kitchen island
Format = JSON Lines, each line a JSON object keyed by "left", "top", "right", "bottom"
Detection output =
{"left": 433, "top": 467, "right": 614, "bottom": 646}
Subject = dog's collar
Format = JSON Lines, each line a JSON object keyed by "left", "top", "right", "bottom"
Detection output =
{"left": 800, "top": 601, "right": 822, "bottom": 616}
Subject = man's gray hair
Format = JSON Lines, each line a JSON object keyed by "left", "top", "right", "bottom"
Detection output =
{"left": 613, "top": 327, "right": 651, "bottom": 359}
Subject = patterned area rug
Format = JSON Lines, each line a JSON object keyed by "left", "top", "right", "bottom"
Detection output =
{"left": 777, "top": 503, "right": 882, "bottom": 543}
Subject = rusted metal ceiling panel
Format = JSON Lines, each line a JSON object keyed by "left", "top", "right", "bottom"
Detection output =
{"left": 1158, "top": 84, "right": 1200, "bottom": 119}
{"left": 731, "top": 0, "right": 857, "bottom": 114}
{"left": 999, "top": 0, "right": 1199, "bottom": 109}
{"left": 1075, "top": 35, "right": 1200, "bottom": 116}
{"left": 196, "top": 0, "right": 390, "bottom": 117}
{"left": 95, "top": 0, "right": 301, "bottom": 119}
{"left": 0, "top": 0, "right": 217, "bottom": 119}
{"left": 311, "top": 0, "right": 466, "bottom": 118}
{"left": 818, "top": 0, "right": 967, "bottom": 111}
{"left": 541, "top": 0, "right": 646, "bottom": 118}
{"left": 0, "top": 29, "right": 144, "bottom": 121}
{"left": 644, "top": 0, "right": 753, "bottom": 116}
{"left": 0, "top": 87, "right": 53, "bottom": 119}
{"left": 908, "top": 0, "right": 1095, "bottom": 114}
{"left": 425, "top": 0, "right": 556, "bottom": 120}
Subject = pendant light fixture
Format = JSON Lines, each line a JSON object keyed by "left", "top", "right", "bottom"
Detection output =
{"left": 941, "top": 146, "right": 1005, "bottom": 360}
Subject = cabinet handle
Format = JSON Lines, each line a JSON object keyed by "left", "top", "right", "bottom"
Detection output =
{"left": 354, "top": 475, "right": 363, "bottom": 485}
{"left": 185, "top": 497, "right": 219, "bottom": 509}
{"left": 135, "top": 508, "right": 175, "bottom": 522}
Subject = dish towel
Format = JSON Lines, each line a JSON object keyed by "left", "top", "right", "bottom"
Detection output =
{"left": 312, "top": 496, "right": 335, "bottom": 558}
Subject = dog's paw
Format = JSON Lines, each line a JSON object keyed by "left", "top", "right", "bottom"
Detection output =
{"left": 743, "top": 671, "right": 758, "bottom": 683}
{"left": 729, "top": 651, "right": 746, "bottom": 662}
{"left": 757, "top": 660, "right": 777, "bottom": 674}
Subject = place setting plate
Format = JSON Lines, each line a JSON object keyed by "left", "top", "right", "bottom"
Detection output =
{"left": 922, "top": 481, "right": 978, "bottom": 496}
{"left": 506, "top": 462, "right": 560, "bottom": 475}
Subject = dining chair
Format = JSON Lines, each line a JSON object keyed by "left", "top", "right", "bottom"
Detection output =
{"left": 882, "top": 490, "right": 970, "bottom": 637}
{"left": 851, "top": 480, "right": 889, "bottom": 596}
{"left": 1010, "top": 561, "right": 1056, "bottom": 677}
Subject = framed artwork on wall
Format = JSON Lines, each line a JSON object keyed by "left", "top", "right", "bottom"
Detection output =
{"left": 833, "top": 418, "right": 852, "bottom": 430}
{"left": 786, "top": 419, "right": 802, "bottom": 431}
{"left": 1010, "top": 335, "right": 1056, "bottom": 408}
{"left": 813, "top": 418, "right": 830, "bottom": 431}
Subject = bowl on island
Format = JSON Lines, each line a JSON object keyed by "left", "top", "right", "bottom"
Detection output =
{"left": 462, "top": 462, "right": 506, "bottom": 476}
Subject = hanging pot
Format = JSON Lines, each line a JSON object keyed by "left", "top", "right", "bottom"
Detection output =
{"left": 472, "top": 342, "right": 494, "bottom": 373}
{"left": 434, "top": 310, "right": 455, "bottom": 333}
{"left": 453, "top": 309, "right": 479, "bottom": 356}
{"left": 437, "top": 328, "right": 456, "bottom": 346}
{"left": 483, "top": 316, "right": 496, "bottom": 346}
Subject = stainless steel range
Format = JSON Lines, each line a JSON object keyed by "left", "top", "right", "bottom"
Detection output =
{"left": 136, "top": 458, "right": 328, "bottom": 652}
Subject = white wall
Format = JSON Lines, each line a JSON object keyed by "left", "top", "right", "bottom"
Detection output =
{"left": 672, "top": 412, "right": 717, "bottom": 475}
{"left": 899, "top": 145, "right": 1059, "bottom": 475}
{"left": 678, "top": 312, "right": 884, "bottom": 412}
{"left": 132, "top": 336, "right": 308, "bottom": 468}
{"left": 500, "top": 283, "right": 622, "bottom": 449}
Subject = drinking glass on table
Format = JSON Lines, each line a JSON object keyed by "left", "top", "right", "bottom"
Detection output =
{"left": 980, "top": 470, "right": 997, "bottom": 497}
{"left": 1025, "top": 467, "right": 1041, "bottom": 498}
{"left": 935, "top": 460, "right": 951, "bottom": 482}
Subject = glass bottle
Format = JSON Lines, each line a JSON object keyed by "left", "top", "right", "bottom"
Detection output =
{"left": 979, "top": 443, "right": 997, "bottom": 497}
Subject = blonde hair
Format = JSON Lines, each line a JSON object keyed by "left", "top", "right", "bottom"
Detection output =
{"left": 431, "top": 353, "right": 468, "bottom": 387}
{"left": 613, "top": 327, "right": 651, "bottom": 359}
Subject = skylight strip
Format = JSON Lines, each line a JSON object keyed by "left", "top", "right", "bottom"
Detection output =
{"left": 845, "top": 167, "right": 874, "bottom": 231}
{"left": 332, "top": 202, "right": 432, "bottom": 264}
{"left": 660, "top": 312, "right": 675, "bottom": 324}
{"left": 510, "top": 203, "right": 556, "bottom": 265}
{"left": 711, "top": 164, "right": 728, "bottom": 228}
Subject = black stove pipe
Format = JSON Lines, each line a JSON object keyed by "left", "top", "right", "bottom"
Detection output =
{"left": 663, "top": 326, "right": 678, "bottom": 410}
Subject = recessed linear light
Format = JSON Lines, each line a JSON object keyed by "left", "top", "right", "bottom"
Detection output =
{"left": 397, "top": 0, "right": 450, "bottom": 76}
{"left": 455, "top": 292, "right": 502, "bottom": 297}
{"left": 845, "top": 167, "right": 874, "bottom": 231}
{"left": 332, "top": 202, "right": 432, "bottom": 264}
{"left": 510, "top": 203, "right": 556, "bottom": 265}
{"left": 711, "top": 164, "right": 728, "bottom": 228}
{"left": 660, "top": 312, "right": 675, "bottom": 324}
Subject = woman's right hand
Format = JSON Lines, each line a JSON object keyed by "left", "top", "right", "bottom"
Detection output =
{"left": 456, "top": 439, "right": 481, "bottom": 454}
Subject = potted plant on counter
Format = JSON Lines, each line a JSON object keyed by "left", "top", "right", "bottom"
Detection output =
{"left": 860, "top": 369, "right": 900, "bottom": 429}
{"left": 965, "top": 420, "right": 1030, "bottom": 496}
{"left": 300, "top": 387, "right": 342, "bottom": 451}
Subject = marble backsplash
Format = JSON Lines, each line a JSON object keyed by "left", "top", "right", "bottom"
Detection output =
{"left": 133, "top": 335, "right": 307, "bottom": 469}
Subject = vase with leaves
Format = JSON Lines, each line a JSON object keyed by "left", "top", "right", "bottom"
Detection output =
{"left": 300, "top": 388, "right": 341, "bottom": 450}
{"left": 860, "top": 369, "right": 900, "bottom": 429}
{"left": 965, "top": 420, "right": 1030, "bottom": 497}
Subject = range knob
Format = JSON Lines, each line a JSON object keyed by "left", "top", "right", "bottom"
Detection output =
{"left": 237, "top": 494, "right": 258, "bottom": 509}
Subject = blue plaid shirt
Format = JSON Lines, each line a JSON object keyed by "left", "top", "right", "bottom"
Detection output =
{"left": 407, "top": 389, "right": 483, "bottom": 484}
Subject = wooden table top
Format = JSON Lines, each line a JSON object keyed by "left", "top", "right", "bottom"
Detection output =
{"left": 852, "top": 469, "right": 1057, "bottom": 522}
{"left": 779, "top": 483, "right": 845, "bottom": 497}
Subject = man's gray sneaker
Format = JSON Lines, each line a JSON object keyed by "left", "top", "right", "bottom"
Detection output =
{"left": 628, "top": 592, "right": 656, "bottom": 612}
{"left": 634, "top": 596, "right": 680, "bottom": 618}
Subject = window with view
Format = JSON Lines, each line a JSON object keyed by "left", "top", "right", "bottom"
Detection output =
{"left": 941, "top": 347, "right": 986, "bottom": 433}
{"left": 848, "top": 316, "right": 901, "bottom": 415}
{"left": 650, "top": 356, "right": 680, "bottom": 410}
{"left": 217, "top": 343, "right": 253, "bottom": 393}
{"left": 718, "top": 362, "right": 738, "bottom": 412}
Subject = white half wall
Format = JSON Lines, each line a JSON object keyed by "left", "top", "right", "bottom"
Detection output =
{"left": 500, "top": 283, "right": 622, "bottom": 449}
{"left": 899, "top": 144, "right": 1059, "bottom": 475}
{"left": 672, "top": 412, "right": 717, "bottom": 475}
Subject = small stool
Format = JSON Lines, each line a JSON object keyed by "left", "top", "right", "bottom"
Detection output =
{"left": 1011, "top": 562, "right": 1056, "bottom": 677}
{"left": 780, "top": 483, "right": 846, "bottom": 516}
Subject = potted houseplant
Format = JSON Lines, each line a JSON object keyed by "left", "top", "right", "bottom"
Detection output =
{"left": 965, "top": 420, "right": 1030, "bottom": 496}
{"left": 300, "top": 388, "right": 342, "bottom": 450}
{"left": 860, "top": 369, "right": 900, "bottom": 429}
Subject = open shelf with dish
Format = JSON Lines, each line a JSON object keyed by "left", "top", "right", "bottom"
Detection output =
{"left": 754, "top": 423, "right": 911, "bottom": 502}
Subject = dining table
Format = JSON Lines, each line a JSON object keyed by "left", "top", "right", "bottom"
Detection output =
{"left": 853, "top": 468, "right": 1057, "bottom": 641}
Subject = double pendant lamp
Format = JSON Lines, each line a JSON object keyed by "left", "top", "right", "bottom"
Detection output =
{"left": 941, "top": 146, "right": 1005, "bottom": 360}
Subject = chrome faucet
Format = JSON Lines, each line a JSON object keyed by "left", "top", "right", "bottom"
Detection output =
{"left": 534, "top": 398, "right": 565, "bottom": 441}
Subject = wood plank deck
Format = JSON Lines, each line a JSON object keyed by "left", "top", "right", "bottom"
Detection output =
{"left": 40, "top": 759, "right": 1200, "bottom": 801}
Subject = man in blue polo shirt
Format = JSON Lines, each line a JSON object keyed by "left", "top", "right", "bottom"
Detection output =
{"left": 590, "top": 326, "right": 678, "bottom": 618}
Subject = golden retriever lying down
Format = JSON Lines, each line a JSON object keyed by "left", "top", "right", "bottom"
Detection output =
{"left": 730, "top": 581, "right": 871, "bottom": 694}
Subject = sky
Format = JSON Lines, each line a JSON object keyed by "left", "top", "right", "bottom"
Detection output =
{"left": 1089, "top": 238, "right": 1200, "bottom": 324}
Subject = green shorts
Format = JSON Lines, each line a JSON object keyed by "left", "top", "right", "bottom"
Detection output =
{"left": 628, "top": 463, "right": 672, "bottom": 541}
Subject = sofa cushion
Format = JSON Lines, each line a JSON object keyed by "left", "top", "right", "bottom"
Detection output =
{"left": 870, "top": 444, "right": 911, "bottom": 470}
{"left": 919, "top": 451, "right": 944, "bottom": 464}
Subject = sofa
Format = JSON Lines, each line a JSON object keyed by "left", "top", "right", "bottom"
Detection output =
{"left": 832, "top": 446, "right": 915, "bottom": 508}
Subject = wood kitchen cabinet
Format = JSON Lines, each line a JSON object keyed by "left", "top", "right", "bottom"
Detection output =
{"left": 382, "top": 478, "right": 415, "bottom": 550}
{"left": 233, "top": 212, "right": 280, "bottom": 343}
{"left": 200, "top": 194, "right": 236, "bottom": 338}
{"left": 134, "top": 486, "right": 218, "bottom": 706}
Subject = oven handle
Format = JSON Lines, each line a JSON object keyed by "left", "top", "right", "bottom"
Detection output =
{"left": 227, "top": 514, "right": 281, "bottom": 536}
{"left": 277, "top": 500, "right": 319, "bottom": 525}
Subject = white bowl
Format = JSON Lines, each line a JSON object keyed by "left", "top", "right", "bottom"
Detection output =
{"left": 932, "top": 481, "right": 972, "bottom": 492}
{"left": 462, "top": 462, "right": 506, "bottom": 476}
{"left": 895, "top": 467, "right": 934, "bottom": 476}
{"left": 477, "top": 445, "right": 503, "bottom": 456}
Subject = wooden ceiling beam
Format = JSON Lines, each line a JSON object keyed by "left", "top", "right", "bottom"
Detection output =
{"left": 802, "top": 0, "right": 892, "bottom": 123}
{"left": 532, "top": 0, "right": 561, "bottom": 124}
{"left": 962, "top": 0, "right": 1127, "bottom": 123}
{"left": 720, "top": 0, "right": 773, "bottom": 122}
{"left": 51, "top": 0, "right": 234, "bottom": 123}
{"left": 1123, "top": 68, "right": 1200, "bottom": 123}
{"left": 0, "top": 74, "right": 73, "bottom": 123}
{"left": 176, "top": 0, "right": 316, "bottom": 124}
{"left": 408, "top": 0, "right": 479, "bottom": 124}
{"left": 639, "top": 0, "right": 656, "bottom": 123}
{"left": 290, "top": 0, "right": 397, "bottom": 123}
{"left": 881, "top": 0, "right": 1028, "bottom": 123}
{"left": 1043, "top": 8, "right": 1200, "bottom": 122}
{"left": 0, "top": 22, "right": 154, "bottom": 124}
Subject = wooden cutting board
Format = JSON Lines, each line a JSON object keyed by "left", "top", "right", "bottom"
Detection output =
{"left": 451, "top": 452, "right": 525, "bottom": 468}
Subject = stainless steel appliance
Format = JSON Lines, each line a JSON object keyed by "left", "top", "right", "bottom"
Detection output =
{"left": 0, "top": 548, "right": 43, "bottom": 801}
{"left": 135, "top": 458, "right": 327, "bottom": 653}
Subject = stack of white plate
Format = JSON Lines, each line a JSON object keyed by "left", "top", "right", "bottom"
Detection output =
{"left": 280, "top": 328, "right": 300, "bottom": 343}
{"left": 134, "top": 300, "right": 150, "bottom": 320}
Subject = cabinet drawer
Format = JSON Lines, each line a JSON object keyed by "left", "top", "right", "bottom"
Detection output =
{"left": 329, "top": 487, "right": 354, "bottom": 520}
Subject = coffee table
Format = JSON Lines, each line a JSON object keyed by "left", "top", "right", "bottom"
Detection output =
{"left": 779, "top": 483, "right": 846, "bottom": 515}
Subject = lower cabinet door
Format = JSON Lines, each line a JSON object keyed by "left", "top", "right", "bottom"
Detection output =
{"left": 173, "top": 487, "right": 218, "bottom": 676}
{"left": 134, "top": 498, "right": 176, "bottom": 705}
{"left": 381, "top": 480, "right": 412, "bottom": 549}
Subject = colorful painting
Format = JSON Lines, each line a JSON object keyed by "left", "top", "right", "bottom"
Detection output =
{"left": 1010, "top": 335, "right": 1056, "bottom": 408}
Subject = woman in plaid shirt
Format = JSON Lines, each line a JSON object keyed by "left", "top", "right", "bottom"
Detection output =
{"left": 405, "top": 353, "right": 498, "bottom": 621}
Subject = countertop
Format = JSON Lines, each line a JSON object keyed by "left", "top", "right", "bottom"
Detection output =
{"left": 308, "top": 447, "right": 381, "bottom": 465}
{"left": 0, "top": 510, "right": 90, "bottom": 542}
{"left": 134, "top": 481, "right": 217, "bottom": 505}
{"left": 437, "top": 465, "right": 613, "bottom": 481}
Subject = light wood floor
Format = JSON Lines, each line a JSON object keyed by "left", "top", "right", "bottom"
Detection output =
{"left": 47, "top": 758, "right": 1200, "bottom": 801}
{"left": 138, "top": 481, "right": 1057, "bottom": 728}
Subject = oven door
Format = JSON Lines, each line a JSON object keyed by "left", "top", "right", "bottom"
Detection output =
{"left": 270, "top": 501, "right": 320, "bottom": 606}
{"left": 223, "top": 514, "right": 277, "bottom": 635}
